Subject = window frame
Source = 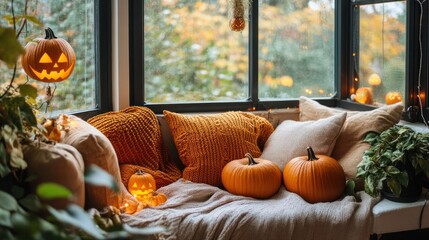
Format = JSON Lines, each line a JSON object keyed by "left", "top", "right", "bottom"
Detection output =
{"left": 130, "top": 0, "right": 428, "bottom": 124}
{"left": 130, "top": 0, "right": 338, "bottom": 114}
{"left": 338, "top": 0, "right": 429, "bottom": 123}
{"left": 73, "top": 0, "right": 113, "bottom": 120}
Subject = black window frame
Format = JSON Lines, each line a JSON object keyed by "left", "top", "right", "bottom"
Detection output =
{"left": 130, "top": 0, "right": 428, "bottom": 124}
{"left": 130, "top": 0, "right": 338, "bottom": 114}
{"left": 338, "top": 0, "right": 429, "bottom": 123}
{"left": 73, "top": 0, "right": 112, "bottom": 120}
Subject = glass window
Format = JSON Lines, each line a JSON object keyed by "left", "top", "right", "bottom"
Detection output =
{"left": 141, "top": 0, "right": 336, "bottom": 106}
{"left": 0, "top": 0, "right": 101, "bottom": 115}
{"left": 144, "top": 0, "right": 248, "bottom": 103}
{"left": 259, "top": 0, "right": 335, "bottom": 99}
{"left": 351, "top": 1, "right": 406, "bottom": 106}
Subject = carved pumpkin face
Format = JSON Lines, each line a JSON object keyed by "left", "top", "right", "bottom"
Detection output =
{"left": 22, "top": 28, "right": 76, "bottom": 83}
{"left": 127, "top": 170, "right": 157, "bottom": 198}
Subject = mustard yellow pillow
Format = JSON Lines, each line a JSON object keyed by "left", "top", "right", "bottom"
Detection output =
{"left": 299, "top": 96, "right": 404, "bottom": 180}
{"left": 163, "top": 111, "right": 274, "bottom": 187}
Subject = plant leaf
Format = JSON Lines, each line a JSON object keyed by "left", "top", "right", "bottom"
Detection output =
{"left": 345, "top": 179, "right": 355, "bottom": 196}
{"left": 36, "top": 182, "right": 72, "bottom": 200}
{"left": 0, "top": 208, "right": 12, "bottom": 228}
{"left": 0, "top": 26, "right": 24, "bottom": 66}
{"left": 18, "top": 84, "right": 38, "bottom": 100}
{"left": 85, "top": 164, "right": 119, "bottom": 193}
{"left": 0, "top": 191, "right": 19, "bottom": 211}
{"left": 386, "top": 178, "right": 401, "bottom": 197}
{"left": 47, "top": 204, "right": 106, "bottom": 239}
{"left": 18, "top": 194, "right": 42, "bottom": 212}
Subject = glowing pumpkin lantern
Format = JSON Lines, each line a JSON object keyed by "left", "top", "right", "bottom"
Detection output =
{"left": 22, "top": 28, "right": 76, "bottom": 83}
{"left": 127, "top": 170, "right": 156, "bottom": 198}
{"left": 385, "top": 91, "right": 402, "bottom": 105}
{"left": 354, "top": 87, "right": 373, "bottom": 104}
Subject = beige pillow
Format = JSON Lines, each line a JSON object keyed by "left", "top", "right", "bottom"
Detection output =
{"left": 61, "top": 115, "right": 124, "bottom": 210}
{"left": 261, "top": 112, "right": 347, "bottom": 171}
{"left": 299, "top": 96, "right": 404, "bottom": 180}
{"left": 23, "top": 142, "right": 85, "bottom": 209}
{"left": 164, "top": 111, "right": 274, "bottom": 187}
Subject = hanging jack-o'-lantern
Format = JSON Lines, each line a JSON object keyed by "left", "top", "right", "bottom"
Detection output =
{"left": 127, "top": 170, "right": 157, "bottom": 198}
{"left": 229, "top": 0, "right": 249, "bottom": 32}
{"left": 22, "top": 28, "right": 76, "bottom": 83}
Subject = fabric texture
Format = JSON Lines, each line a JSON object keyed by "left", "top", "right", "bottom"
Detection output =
{"left": 163, "top": 111, "right": 274, "bottom": 187}
{"left": 61, "top": 115, "right": 124, "bottom": 209}
{"left": 299, "top": 96, "right": 404, "bottom": 180}
{"left": 88, "top": 107, "right": 181, "bottom": 190}
{"left": 23, "top": 142, "right": 85, "bottom": 209}
{"left": 261, "top": 112, "right": 347, "bottom": 171}
{"left": 121, "top": 179, "right": 378, "bottom": 240}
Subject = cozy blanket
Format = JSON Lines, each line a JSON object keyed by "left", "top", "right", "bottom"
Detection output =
{"left": 121, "top": 179, "right": 378, "bottom": 240}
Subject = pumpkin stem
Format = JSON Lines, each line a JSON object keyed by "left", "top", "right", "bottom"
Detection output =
{"left": 135, "top": 169, "right": 146, "bottom": 175}
{"left": 245, "top": 153, "right": 258, "bottom": 165}
{"left": 45, "top": 27, "right": 57, "bottom": 40}
{"left": 306, "top": 147, "right": 319, "bottom": 161}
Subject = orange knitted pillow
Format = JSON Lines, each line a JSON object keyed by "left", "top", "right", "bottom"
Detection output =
{"left": 163, "top": 111, "right": 274, "bottom": 187}
{"left": 87, "top": 106, "right": 164, "bottom": 170}
{"left": 88, "top": 107, "right": 182, "bottom": 189}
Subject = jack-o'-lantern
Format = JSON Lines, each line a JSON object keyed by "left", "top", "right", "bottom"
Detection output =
{"left": 353, "top": 87, "right": 373, "bottom": 104}
{"left": 127, "top": 170, "right": 156, "bottom": 198}
{"left": 22, "top": 28, "right": 76, "bottom": 83}
{"left": 385, "top": 91, "right": 402, "bottom": 105}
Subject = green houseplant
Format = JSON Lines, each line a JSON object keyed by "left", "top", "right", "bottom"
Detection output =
{"left": 356, "top": 124, "right": 429, "bottom": 202}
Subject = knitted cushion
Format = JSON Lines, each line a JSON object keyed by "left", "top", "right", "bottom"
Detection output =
{"left": 88, "top": 106, "right": 164, "bottom": 169}
{"left": 88, "top": 107, "right": 181, "bottom": 190}
{"left": 164, "top": 111, "right": 274, "bottom": 187}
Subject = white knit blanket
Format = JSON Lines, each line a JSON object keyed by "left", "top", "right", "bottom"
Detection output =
{"left": 121, "top": 179, "right": 378, "bottom": 240}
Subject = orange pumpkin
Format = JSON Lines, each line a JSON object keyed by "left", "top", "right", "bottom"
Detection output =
{"left": 147, "top": 192, "right": 167, "bottom": 207}
{"left": 221, "top": 153, "right": 282, "bottom": 199}
{"left": 230, "top": 17, "right": 246, "bottom": 32}
{"left": 283, "top": 147, "right": 345, "bottom": 203}
{"left": 353, "top": 87, "right": 373, "bottom": 104}
{"left": 22, "top": 28, "right": 76, "bottom": 82}
{"left": 385, "top": 91, "right": 402, "bottom": 105}
{"left": 127, "top": 170, "right": 156, "bottom": 197}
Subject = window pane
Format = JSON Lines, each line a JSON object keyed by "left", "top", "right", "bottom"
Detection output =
{"left": 0, "top": 0, "right": 96, "bottom": 113}
{"left": 259, "top": 0, "right": 335, "bottom": 99}
{"left": 144, "top": 0, "right": 248, "bottom": 103}
{"left": 355, "top": 1, "right": 406, "bottom": 106}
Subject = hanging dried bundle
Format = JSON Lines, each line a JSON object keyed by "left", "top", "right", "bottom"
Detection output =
{"left": 228, "top": 0, "right": 251, "bottom": 32}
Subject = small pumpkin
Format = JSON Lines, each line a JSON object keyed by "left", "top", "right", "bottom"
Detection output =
{"left": 221, "top": 153, "right": 282, "bottom": 199}
{"left": 283, "top": 147, "right": 346, "bottom": 203}
{"left": 147, "top": 192, "right": 167, "bottom": 207}
{"left": 22, "top": 28, "right": 76, "bottom": 82}
{"left": 385, "top": 91, "right": 402, "bottom": 105}
{"left": 353, "top": 87, "right": 373, "bottom": 104}
{"left": 127, "top": 170, "right": 156, "bottom": 197}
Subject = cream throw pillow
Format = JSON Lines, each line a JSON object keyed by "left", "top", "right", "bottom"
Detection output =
{"left": 261, "top": 112, "right": 347, "bottom": 171}
{"left": 61, "top": 115, "right": 124, "bottom": 210}
{"left": 299, "top": 96, "right": 404, "bottom": 180}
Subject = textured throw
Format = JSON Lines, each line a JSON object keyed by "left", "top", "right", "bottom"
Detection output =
{"left": 122, "top": 179, "right": 379, "bottom": 240}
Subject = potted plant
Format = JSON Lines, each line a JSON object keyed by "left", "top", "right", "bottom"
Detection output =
{"left": 356, "top": 124, "right": 429, "bottom": 202}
